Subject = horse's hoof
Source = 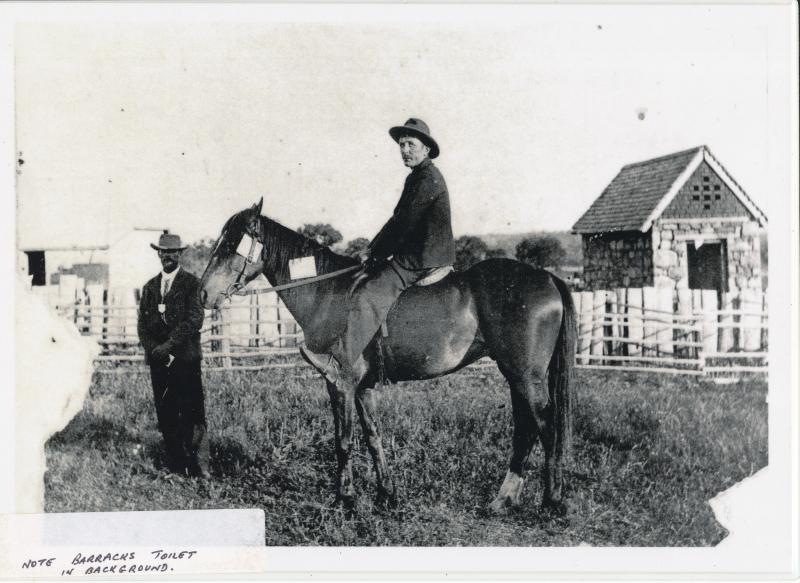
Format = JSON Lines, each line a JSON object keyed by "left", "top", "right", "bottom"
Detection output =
{"left": 488, "top": 498, "right": 511, "bottom": 515}
{"left": 541, "top": 499, "right": 568, "bottom": 517}
{"left": 375, "top": 489, "right": 398, "bottom": 510}
{"left": 336, "top": 493, "right": 356, "bottom": 511}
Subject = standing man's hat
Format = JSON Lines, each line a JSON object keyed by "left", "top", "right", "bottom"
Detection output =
{"left": 150, "top": 230, "right": 187, "bottom": 251}
{"left": 389, "top": 118, "right": 440, "bottom": 159}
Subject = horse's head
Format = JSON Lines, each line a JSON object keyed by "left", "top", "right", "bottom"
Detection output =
{"left": 199, "top": 198, "right": 265, "bottom": 309}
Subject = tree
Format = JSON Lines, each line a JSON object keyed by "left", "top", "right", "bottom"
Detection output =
{"left": 180, "top": 237, "right": 216, "bottom": 278}
{"left": 455, "top": 235, "right": 489, "bottom": 271}
{"left": 486, "top": 247, "right": 508, "bottom": 259}
{"left": 343, "top": 237, "right": 370, "bottom": 259}
{"left": 515, "top": 235, "right": 567, "bottom": 270}
{"left": 297, "top": 223, "right": 343, "bottom": 248}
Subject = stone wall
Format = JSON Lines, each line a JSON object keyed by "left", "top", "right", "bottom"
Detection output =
{"left": 652, "top": 218, "right": 762, "bottom": 292}
{"left": 581, "top": 231, "right": 653, "bottom": 290}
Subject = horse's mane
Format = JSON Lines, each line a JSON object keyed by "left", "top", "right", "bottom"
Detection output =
{"left": 259, "top": 214, "right": 359, "bottom": 275}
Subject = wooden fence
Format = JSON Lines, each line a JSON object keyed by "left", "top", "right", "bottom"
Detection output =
{"left": 570, "top": 287, "right": 768, "bottom": 377}
{"left": 40, "top": 281, "right": 767, "bottom": 379}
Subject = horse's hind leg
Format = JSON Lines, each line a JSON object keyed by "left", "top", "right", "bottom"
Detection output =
{"left": 516, "top": 372, "right": 566, "bottom": 513}
{"left": 489, "top": 372, "right": 540, "bottom": 513}
{"left": 325, "top": 380, "right": 356, "bottom": 507}
{"left": 355, "top": 386, "right": 396, "bottom": 508}
{"left": 490, "top": 369, "right": 563, "bottom": 514}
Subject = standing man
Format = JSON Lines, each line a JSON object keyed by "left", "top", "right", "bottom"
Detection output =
{"left": 137, "top": 231, "right": 209, "bottom": 477}
{"left": 301, "top": 118, "right": 455, "bottom": 382}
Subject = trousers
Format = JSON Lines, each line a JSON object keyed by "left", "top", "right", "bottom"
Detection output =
{"left": 332, "top": 259, "right": 426, "bottom": 367}
{"left": 149, "top": 359, "right": 208, "bottom": 472}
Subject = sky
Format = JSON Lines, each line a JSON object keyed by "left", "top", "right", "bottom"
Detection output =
{"left": 13, "top": 3, "right": 793, "bottom": 251}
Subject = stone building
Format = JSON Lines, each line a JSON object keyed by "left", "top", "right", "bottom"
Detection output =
{"left": 572, "top": 146, "right": 767, "bottom": 293}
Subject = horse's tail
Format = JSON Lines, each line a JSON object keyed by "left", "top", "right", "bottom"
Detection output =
{"left": 548, "top": 274, "right": 576, "bottom": 465}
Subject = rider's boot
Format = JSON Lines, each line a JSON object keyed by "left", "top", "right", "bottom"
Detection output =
{"left": 300, "top": 346, "right": 342, "bottom": 384}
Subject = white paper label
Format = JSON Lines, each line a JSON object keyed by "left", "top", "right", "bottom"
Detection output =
{"left": 289, "top": 256, "right": 317, "bottom": 280}
{"left": 235, "top": 234, "right": 263, "bottom": 262}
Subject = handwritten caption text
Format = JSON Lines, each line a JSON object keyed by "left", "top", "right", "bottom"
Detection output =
{"left": 21, "top": 549, "right": 199, "bottom": 576}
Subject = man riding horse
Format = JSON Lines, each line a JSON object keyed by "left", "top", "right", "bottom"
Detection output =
{"left": 300, "top": 118, "right": 456, "bottom": 384}
{"left": 199, "top": 121, "right": 576, "bottom": 511}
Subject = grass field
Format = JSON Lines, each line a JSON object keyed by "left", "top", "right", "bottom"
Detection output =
{"left": 45, "top": 366, "right": 767, "bottom": 546}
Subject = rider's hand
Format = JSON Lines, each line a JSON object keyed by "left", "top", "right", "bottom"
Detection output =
{"left": 151, "top": 343, "right": 171, "bottom": 365}
{"left": 363, "top": 255, "right": 382, "bottom": 273}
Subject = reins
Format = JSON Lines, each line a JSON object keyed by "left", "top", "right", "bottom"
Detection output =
{"left": 221, "top": 216, "right": 362, "bottom": 300}
{"left": 228, "top": 264, "right": 362, "bottom": 297}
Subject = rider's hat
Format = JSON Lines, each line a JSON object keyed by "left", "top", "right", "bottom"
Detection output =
{"left": 389, "top": 118, "right": 440, "bottom": 159}
{"left": 150, "top": 230, "right": 187, "bottom": 252}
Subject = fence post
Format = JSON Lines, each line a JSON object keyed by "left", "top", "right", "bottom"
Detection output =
{"left": 642, "top": 287, "right": 657, "bottom": 356}
{"left": 122, "top": 287, "right": 138, "bottom": 345}
{"left": 107, "top": 287, "right": 123, "bottom": 343}
{"left": 657, "top": 287, "right": 674, "bottom": 356}
{"left": 741, "top": 288, "right": 762, "bottom": 351}
{"left": 590, "top": 290, "right": 606, "bottom": 362}
{"left": 627, "top": 288, "right": 643, "bottom": 357}
{"left": 719, "top": 289, "right": 736, "bottom": 352}
{"left": 578, "top": 291, "right": 592, "bottom": 364}
{"left": 219, "top": 305, "right": 232, "bottom": 369}
{"left": 614, "top": 288, "right": 627, "bottom": 356}
{"left": 86, "top": 284, "right": 105, "bottom": 339}
{"left": 250, "top": 294, "right": 259, "bottom": 348}
{"left": 604, "top": 291, "right": 615, "bottom": 357}
{"left": 571, "top": 291, "right": 583, "bottom": 363}
{"left": 676, "top": 288, "right": 693, "bottom": 358}
{"left": 701, "top": 289, "right": 719, "bottom": 356}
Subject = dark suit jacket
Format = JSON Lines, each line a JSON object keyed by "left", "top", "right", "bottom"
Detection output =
{"left": 368, "top": 157, "right": 456, "bottom": 270}
{"left": 137, "top": 268, "right": 204, "bottom": 365}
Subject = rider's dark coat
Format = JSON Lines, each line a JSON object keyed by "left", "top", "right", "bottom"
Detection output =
{"left": 331, "top": 157, "right": 456, "bottom": 367}
{"left": 368, "top": 157, "right": 456, "bottom": 270}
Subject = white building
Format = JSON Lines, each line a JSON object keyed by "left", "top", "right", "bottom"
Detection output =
{"left": 18, "top": 227, "right": 167, "bottom": 296}
{"left": 106, "top": 228, "right": 165, "bottom": 291}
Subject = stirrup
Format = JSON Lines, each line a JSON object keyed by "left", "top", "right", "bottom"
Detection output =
{"left": 300, "top": 346, "right": 340, "bottom": 383}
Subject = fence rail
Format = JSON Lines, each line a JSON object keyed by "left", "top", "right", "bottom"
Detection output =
{"left": 41, "top": 282, "right": 768, "bottom": 380}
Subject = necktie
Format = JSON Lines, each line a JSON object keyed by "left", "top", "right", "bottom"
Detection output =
{"left": 161, "top": 276, "right": 170, "bottom": 299}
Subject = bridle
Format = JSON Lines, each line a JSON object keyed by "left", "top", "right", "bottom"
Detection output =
{"left": 222, "top": 216, "right": 266, "bottom": 301}
{"left": 212, "top": 212, "right": 362, "bottom": 302}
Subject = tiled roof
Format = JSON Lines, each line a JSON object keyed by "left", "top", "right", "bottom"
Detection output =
{"left": 572, "top": 147, "right": 703, "bottom": 233}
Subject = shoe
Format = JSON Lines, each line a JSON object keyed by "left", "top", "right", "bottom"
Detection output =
{"left": 187, "top": 458, "right": 211, "bottom": 479}
{"left": 300, "top": 346, "right": 341, "bottom": 383}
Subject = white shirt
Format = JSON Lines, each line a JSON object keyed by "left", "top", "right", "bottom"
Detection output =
{"left": 160, "top": 266, "right": 180, "bottom": 298}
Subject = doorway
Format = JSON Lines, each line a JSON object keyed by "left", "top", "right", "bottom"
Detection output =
{"left": 25, "top": 250, "right": 46, "bottom": 286}
{"left": 687, "top": 240, "right": 728, "bottom": 293}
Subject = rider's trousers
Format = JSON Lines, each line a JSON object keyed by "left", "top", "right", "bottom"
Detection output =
{"left": 331, "top": 259, "right": 425, "bottom": 368}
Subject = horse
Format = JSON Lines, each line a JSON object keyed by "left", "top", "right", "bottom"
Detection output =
{"left": 199, "top": 198, "right": 576, "bottom": 514}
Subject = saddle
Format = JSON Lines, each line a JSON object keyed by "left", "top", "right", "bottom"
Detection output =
{"left": 414, "top": 265, "right": 454, "bottom": 287}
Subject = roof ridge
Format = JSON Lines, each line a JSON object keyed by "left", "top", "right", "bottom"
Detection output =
{"left": 621, "top": 145, "right": 704, "bottom": 169}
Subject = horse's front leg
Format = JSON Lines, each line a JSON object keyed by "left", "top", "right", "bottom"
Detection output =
{"left": 355, "top": 386, "right": 396, "bottom": 508}
{"left": 325, "top": 379, "right": 356, "bottom": 507}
